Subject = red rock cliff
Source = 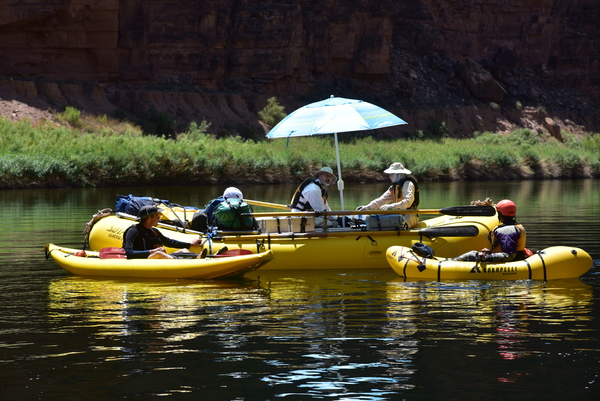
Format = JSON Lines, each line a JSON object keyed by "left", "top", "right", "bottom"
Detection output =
{"left": 0, "top": 0, "right": 598, "bottom": 136}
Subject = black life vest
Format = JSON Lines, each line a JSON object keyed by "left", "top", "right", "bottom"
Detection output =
{"left": 290, "top": 178, "right": 328, "bottom": 211}
{"left": 390, "top": 176, "right": 420, "bottom": 209}
{"left": 123, "top": 224, "right": 162, "bottom": 250}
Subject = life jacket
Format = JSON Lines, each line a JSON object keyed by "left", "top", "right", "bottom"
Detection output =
{"left": 491, "top": 223, "right": 521, "bottom": 255}
{"left": 390, "top": 176, "right": 420, "bottom": 209}
{"left": 290, "top": 178, "right": 328, "bottom": 211}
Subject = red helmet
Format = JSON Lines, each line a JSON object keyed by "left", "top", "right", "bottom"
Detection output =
{"left": 496, "top": 199, "right": 517, "bottom": 216}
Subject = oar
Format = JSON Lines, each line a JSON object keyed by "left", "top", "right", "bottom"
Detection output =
{"left": 418, "top": 225, "right": 479, "bottom": 237}
{"left": 245, "top": 199, "right": 290, "bottom": 210}
{"left": 210, "top": 225, "right": 480, "bottom": 241}
{"left": 246, "top": 205, "right": 496, "bottom": 217}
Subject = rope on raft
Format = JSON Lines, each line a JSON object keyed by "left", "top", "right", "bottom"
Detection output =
{"left": 82, "top": 208, "right": 113, "bottom": 243}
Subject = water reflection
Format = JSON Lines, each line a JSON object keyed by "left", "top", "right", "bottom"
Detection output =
{"left": 386, "top": 278, "right": 593, "bottom": 363}
{"left": 43, "top": 271, "right": 594, "bottom": 399}
{"left": 47, "top": 276, "right": 268, "bottom": 333}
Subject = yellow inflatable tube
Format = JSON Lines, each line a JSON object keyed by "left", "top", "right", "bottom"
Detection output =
{"left": 387, "top": 245, "right": 593, "bottom": 281}
{"left": 45, "top": 243, "right": 273, "bottom": 279}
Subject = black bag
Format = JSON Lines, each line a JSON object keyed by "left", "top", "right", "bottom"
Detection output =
{"left": 190, "top": 210, "right": 208, "bottom": 232}
{"left": 412, "top": 242, "right": 434, "bottom": 258}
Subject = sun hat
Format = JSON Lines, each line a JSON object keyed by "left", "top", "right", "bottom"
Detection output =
{"left": 223, "top": 187, "right": 243, "bottom": 200}
{"left": 137, "top": 205, "right": 164, "bottom": 220}
{"left": 313, "top": 167, "right": 337, "bottom": 182}
{"left": 383, "top": 162, "right": 411, "bottom": 175}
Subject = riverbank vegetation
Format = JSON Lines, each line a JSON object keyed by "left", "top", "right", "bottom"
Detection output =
{"left": 1, "top": 108, "right": 599, "bottom": 189}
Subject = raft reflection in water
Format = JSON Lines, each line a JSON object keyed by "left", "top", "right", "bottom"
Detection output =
{"left": 385, "top": 278, "right": 593, "bottom": 362}
{"left": 46, "top": 273, "right": 594, "bottom": 395}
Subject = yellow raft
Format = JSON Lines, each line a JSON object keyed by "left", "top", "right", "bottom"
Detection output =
{"left": 386, "top": 245, "right": 593, "bottom": 281}
{"left": 86, "top": 210, "right": 501, "bottom": 270}
{"left": 45, "top": 243, "right": 274, "bottom": 279}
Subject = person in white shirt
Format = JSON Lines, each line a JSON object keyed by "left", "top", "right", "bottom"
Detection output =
{"left": 290, "top": 167, "right": 338, "bottom": 228}
{"left": 356, "top": 162, "right": 420, "bottom": 229}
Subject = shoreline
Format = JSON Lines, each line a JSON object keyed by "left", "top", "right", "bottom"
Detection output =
{"left": 1, "top": 169, "right": 598, "bottom": 191}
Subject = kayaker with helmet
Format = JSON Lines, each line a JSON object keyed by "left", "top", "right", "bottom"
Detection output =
{"left": 356, "top": 162, "right": 420, "bottom": 229}
{"left": 453, "top": 199, "right": 528, "bottom": 262}
{"left": 290, "top": 167, "right": 339, "bottom": 227}
{"left": 123, "top": 205, "right": 204, "bottom": 259}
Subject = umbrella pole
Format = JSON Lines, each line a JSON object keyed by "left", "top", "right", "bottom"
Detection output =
{"left": 334, "top": 132, "right": 345, "bottom": 213}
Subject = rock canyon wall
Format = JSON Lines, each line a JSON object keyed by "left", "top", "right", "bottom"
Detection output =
{"left": 0, "top": 0, "right": 598, "bottom": 137}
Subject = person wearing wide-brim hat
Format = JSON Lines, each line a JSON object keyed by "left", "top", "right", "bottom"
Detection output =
{"left": 123, "top": 205, "right": 205, "bottom": 259}
{"left": 356, "top": 162, "right": 420, "bottom": 229}
{"left": 290, "top": 167, "right": 340, "bottom": 228}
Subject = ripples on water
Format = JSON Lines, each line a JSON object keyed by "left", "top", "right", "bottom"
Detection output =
{"left": 1, "top": 182, "right": 599, "bottom": 400}
{"left": 3, "top": 270, "right": 597, "bottom": 400}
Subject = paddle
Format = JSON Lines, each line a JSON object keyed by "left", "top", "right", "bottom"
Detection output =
{"left": 210, "top": 224, "right": 480, "bottom": 240}
{"left": 245, "top": 205, "right": 496, "bottom": 217}
{"left": 418, "top": 225, "right": 479, "bottom": 237}
{"left": 245, "top": 199, "right": 290, "bottom": 210}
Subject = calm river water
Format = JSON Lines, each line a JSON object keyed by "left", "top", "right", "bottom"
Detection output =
{"left": 1, "top": 180, "right": 599, "bottom": 400}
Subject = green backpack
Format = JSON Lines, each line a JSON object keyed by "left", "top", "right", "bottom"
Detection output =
{"left": 212, "top": 198, "right": 256, "bottom": 230}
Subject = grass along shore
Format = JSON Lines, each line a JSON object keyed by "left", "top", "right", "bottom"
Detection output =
{"left": 1, "top": 110, "right": 600, "bottom": 189}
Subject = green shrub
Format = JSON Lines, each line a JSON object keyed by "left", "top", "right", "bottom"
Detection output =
{"left": 521, "top": 149, "right": 540, "bottom": 166}
{"left": 474, "top": 131, "right": 503, "bottom": 145}
{"left": 509, "top": 128, "right": 540, "bottom": 146}
{"left": 179, "top": 120, "right": 212, "bottom": 141}
{"left": 258, "top": 97, "right": 287, "bottom": 128}
{"left": 553, "top": 150, "right": 582, "bottom": 170}
{"left": 484, "top": 149, "right": 517, "bottom": 167}
{"left": 57, "top": 106, "right": 82, "bottom": 128}
{"left": 580, "top": 133, "right": 600, "bottom": 153}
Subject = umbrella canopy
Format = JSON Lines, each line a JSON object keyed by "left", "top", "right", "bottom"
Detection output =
{"left": 266, "top": 96, "right": 407, "bottom": 210}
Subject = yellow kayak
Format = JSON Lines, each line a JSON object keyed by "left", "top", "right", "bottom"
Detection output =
{"left": 86, "top": 210, "right": 501, "bottom": 270}
{"left": 45, "top": 243, "right": 274, "bottom": 279}
{"left": 386, "top": 245, "right": 593, "bottom": 281}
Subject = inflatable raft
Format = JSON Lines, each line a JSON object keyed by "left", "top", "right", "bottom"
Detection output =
{"left": 386, "top": 245, "right": 593, "bottom": 281}
{"left": 85, "top": 207, "right": 501, "bottom": 271}
{"left": 45, "top": 243, "right": 274, "bottom": 279}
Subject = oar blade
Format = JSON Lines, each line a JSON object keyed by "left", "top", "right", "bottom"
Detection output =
{"left": 417, "top": 225, "right": 479, "bottom": 238}
{"left": 438, "top": 205, "right": 496, "bottom": 217}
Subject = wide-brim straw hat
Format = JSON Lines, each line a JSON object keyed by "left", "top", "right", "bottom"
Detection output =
{"left": 383, "top": 162, "right": 411, "bottom": 175}
{"left": 313, "top": 167, "right": 337, "bottom": 182}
